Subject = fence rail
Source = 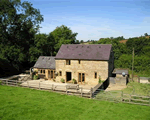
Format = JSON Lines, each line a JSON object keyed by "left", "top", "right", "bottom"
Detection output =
{"left": 0, "top": 79, "right": 93, "bottom": 98}
{"left": 95, "top": 89, "right": 150, "bottom": 106}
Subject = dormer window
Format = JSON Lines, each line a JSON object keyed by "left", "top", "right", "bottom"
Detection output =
{"left": 78, "top": 60, "right": 81, "bottom": 64}
{"left": 66, "top": 60, "right": 71, "bottom": 65}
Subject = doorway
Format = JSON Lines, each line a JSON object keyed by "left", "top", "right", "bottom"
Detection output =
{"left": 48, "top": 70, "right": 55, "bottom": 79}
{"left": 78, "top": 73, "right": 85, "bottom": 84}
{"left": 66, "top": 72, "right": 72, "bottom": 82}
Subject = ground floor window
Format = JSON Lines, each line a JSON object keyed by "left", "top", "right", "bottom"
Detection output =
{"left": 78, "top": 73, "right": 85, "bottom": 84}
{"left": 48, "top": 69, "right": 56, "bottom": 79}
{"left": 95, "top": 72, "right": 97, "bottom": 79}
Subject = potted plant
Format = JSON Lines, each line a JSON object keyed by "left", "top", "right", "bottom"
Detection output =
{"left": 33, "top": 74, "right": 39, "bottom": 80}
{"left": 72, "top": 78, "right": 77, "bottom": 84}
{"left": 61, "top": 78, "right": 65, "bottom": 83}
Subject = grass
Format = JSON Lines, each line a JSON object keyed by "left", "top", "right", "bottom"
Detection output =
{"left": 96, "top": 81, "right": 150, "bottom": 102}
{"left": 123, "top": 82, "right": 150, "bottom": 96}
{"left": 0, "top": 86, "right": 150, "bottom": 120}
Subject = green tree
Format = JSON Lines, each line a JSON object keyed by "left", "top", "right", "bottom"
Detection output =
{"left": 0, "top": 0, "right": 43, "bottom": 71}
{"left": 144, "top": 33, "right": 148, "bottom": 36}
{"left": 48, "top": 25, "right": 78, "bottom": 55}
{"left": 80, "top": 40, "right": 84, "bottom": 43}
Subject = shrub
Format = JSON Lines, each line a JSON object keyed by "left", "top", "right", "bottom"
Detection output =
{"left": 33, "top": 75, "right": 39, "bottom": 80}
{"left": 61, "top": 78, "right": 65, "bottom": 83}
{"left": 98, "top": 77, "right": 102, "bottom": 84}
{"left": 72, "top": 78, "right": 77, "bottom": 84}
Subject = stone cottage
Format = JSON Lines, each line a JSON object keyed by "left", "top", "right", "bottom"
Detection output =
{"left": 32, "top": 44, "right": 114, "bottom": 85}
{"left": 55, "top": 44, "right": 114, "bottom": 85}
{"left": 33, "top": 56, "right": 56, "bottom": 80}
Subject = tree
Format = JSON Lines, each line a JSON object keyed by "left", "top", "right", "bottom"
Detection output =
{"left": 80, "top": 40, "right": 84, "bottom": 43}
{"left": 75, "top": 40, "right": 80, "bottom": 44}
{"left": 48, "top": 25, "right": 78, "bottom": 55}
{"left": 0, "top": 0, "right": 43, "bottom": 71}
{"left": 144, "top": 33, "right": 148, "bottom": 36}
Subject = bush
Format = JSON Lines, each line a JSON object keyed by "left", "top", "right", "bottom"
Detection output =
{"left": 148, "top": 78, "right": 150, "bottom": 82}
{"left": 33, "top": 75, "right": 39, "bottom": 80}
{"left": 53, "top": 79, "right": 56, "bottom": 82}
{"left": 72, "top": 78, "right": 77, "bottom": 84}
{"left": 98, "top": 77, "right": 101, "bottom": 84}
{"left": 61, "top": 78, "right": 65, "bottom": 83}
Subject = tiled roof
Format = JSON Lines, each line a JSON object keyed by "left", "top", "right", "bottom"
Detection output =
{"left": 112, "top": 69, "right": 128, "bottom": 75}
{"left": 55, "top": 44, "right": 112, "bottom": 60}
{"left": 33, "top": 56, "right": 55, "bottom": 69}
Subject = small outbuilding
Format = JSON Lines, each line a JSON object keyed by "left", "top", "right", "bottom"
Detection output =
{"left": 110, "top": 69, "right": 129, "bottom": 85}
{"left": 33, "top": 56, "right": 56, "bottom": 80}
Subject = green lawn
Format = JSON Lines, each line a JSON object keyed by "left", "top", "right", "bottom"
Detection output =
{"left": 0, "top": 86, "right": 150, "bottom": 120}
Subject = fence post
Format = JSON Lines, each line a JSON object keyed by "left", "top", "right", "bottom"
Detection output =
{"left": 66, "top": 85, "right": 68, "bottom": 95}
{"left": 81, "top": 87, "right": 83, "bottom": 97}
{"left": 121, "top": 91, "right": 123, "bottom": 102}
{"left": 16, "top": 80, "right": 18, "bottom": 86}
{"left": 90, "top": 87, "right": 93, "bottom": 99}
{"left": 52, "top": 84, "right": 54, "bottom": 91}
{"left": 27, "top": 81, "right": 29, "bottom": 88}
{"left": 39, "top": 82, "right": 40, "bottom": 90}
{"left": 6, "top": 79, "right": 8, "bottom": 85}
{"left": 129, "top": 94, "right": 131, "bottom": 102}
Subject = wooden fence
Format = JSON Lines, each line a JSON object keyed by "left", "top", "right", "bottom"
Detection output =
{"left": 0, "top": 79, "right": 93, "bottom": 98}
{"left": 122, "top": 93, "right": 150, "bottom": 106}
{"left": 94, "top": 90, "right": 150, "bottom": 106}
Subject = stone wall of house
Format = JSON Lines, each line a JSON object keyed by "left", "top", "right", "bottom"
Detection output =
{"left": 33, "top": 68, "right": 54, "bottom": 80}
{"left": 109, "top": 77, "right": 127, "bottom": 85}
{"left": 55, "top": 59, "right": 109, "bottom": 85}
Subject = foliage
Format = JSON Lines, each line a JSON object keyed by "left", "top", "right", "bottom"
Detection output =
{"left": 33, "top": 75, "right": 39, "bottom": 80}
{"left": 0, "top": 0, "right": 44, "bottom": 76}
{"left": 61, "top": 78, "right": 65, "bottom": 83}
{"left": 0, "top": 86, "right": 150, "bottom": 120}
{"left": 48, "top": 25, "right": 78, "bottom": 55}
{"left": 0, "top": 80, "right": 2, "bottom": 85}
{"left": 53, "top": 79, "right": 56, "bottom": 82}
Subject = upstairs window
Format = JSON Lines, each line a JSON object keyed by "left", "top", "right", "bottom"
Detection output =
{"left": 78, "top": 60, "right": 81, "bottom": 64}
{"left": 66, "top": 60, "right": 71, "bottom": 65}
{"left": 94, "top": 72, "right": 97, "bottom": 79}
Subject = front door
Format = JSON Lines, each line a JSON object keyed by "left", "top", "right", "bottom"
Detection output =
{"left": 66, "top": 72, "right": 72, "bottom": 82}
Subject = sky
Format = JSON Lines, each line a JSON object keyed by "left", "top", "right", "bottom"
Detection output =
{"left": 22, "top": 0, "right": 150, "bottom": 41}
